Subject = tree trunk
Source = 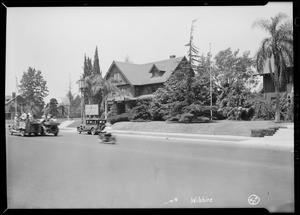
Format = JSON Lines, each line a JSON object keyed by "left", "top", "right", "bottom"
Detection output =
{"left": 275, "top": 88, "right": 280, "bottom": 123}
{"left": 104, "top": 99, "right": 107, "bottom": 120}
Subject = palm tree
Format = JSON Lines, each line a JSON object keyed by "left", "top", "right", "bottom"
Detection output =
{"left": 89, "top": 74, "right": 120, "bottom": 119}
{"left": 252, "top": 13, "right": 293, "bottom": 122}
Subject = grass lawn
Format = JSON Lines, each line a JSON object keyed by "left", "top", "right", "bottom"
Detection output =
{"left": 65, "top": 119, "right": 292, "bottom": 137}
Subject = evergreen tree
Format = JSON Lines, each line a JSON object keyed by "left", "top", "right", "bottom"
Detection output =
{"left": 93, "top": 46, "right": 101, "bottom": 76}
{"left": 49, "top": 98, "right": 59, "bottom": 116}
{"left": 83, "top": 57, "right": 94, "bottom": 104}
{"left": 183, "top": 18, "right": 200, "bottom": 105}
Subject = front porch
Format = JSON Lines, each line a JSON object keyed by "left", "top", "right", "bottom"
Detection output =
{"left": 107, "top": 94, "right": 155, "bottom": 115}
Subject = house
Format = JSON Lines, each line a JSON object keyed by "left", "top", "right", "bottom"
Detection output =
{"left": 104, "top": 56, "right": 188, "bottom": 114}
{"left": 5, "top": 93, "right": 26, "bottom": 119}
{"left": 254, "top": 56, "right": 293, "bottom": 100}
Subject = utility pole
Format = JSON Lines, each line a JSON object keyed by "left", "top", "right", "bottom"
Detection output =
{"left": 209, "top": 43, "right": 213, "bottom": 122}
{"left": 15, "top": 76, "right": 18, "bottom": 117}
{"left": 67, "top": 74, "right": 72, "bottom": 121}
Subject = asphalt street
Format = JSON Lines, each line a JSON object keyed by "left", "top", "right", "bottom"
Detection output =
{"left": 5, "top": 129, "right": 294, "bottom": 211}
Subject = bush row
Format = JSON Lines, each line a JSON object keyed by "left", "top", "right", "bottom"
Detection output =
{"left": 107, "top": 93, "right": 293, "bottom": 124}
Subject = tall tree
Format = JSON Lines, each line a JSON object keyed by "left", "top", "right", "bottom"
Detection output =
{"left": 185, "top": 18, "right": 200, "bottom": 74}
{"left": 93, "top": 46, "right": 101, "bottom": 76}
{"left": 82, "top": 56, "right": 94, "bottom": 104}
{"left": 19, "top": 67, "right": 49, "bottom": 116}
{"left": 252, "top": 13, "right": 293, "bottom": 122}
{"left": 183, "top": 18, "right": 200, "bottom": 105}
{"left": 213, "top": 48, "right": 255, "bottom": 110}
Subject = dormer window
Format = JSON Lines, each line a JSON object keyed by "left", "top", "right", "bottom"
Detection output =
{"left": 150, "top": 64, "right": 165, "bottom": 78}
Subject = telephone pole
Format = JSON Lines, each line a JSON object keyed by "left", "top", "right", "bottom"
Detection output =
{"left": 15, "top": 76, "right": 18, "bottom": 117}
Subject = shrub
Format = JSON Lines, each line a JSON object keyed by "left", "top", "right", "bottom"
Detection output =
{"left": 131, "top": 98, "right": 152, "bottom": 120}
{"left": 108, "top": 112, "right": 134, "bottom": 125}
{"left": 248, "top": 93, "right": 293, "bottom": 121}
{"left": 251, "top": 128, "right": 276, "bottom": 137}
{"left": 168, "top": 116, "right": 180, "bottom": 121}
{"left": 179, "top": 113, "right": 194, "bottom": 123}
{"left": 131, "top": 118, "right": 151, "bottom": 122}
{"left": 250, "top": 95, "right": 275, "bottom": 120}
{"left": 279, "top": 95, "right": 294, "bottom": 121}
{"left": 149, "top": 101, "right": 165, "bottom": 121}
{"left": 197, "top": 116, "right": 211, "bottom": 123}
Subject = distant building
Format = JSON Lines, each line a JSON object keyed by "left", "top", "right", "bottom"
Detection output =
{"left": 104, "top": 56, "right": 188, "bottom": 114}
{"left": 5, "top": 93, "right": 26, "bottom": 119}
{"left": 254, "top": 56, "right": 293, "bottom": 100}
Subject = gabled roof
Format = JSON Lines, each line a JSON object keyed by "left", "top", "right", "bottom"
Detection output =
{"left": 107, "top": 56, "right": 186, "bottom": 85}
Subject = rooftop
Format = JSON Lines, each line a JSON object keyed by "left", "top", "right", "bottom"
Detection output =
{"left": 110, "top": 56, "right": 186, "bottom": 85}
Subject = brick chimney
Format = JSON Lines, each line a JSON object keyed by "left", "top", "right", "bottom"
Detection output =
{"left": 169, "top": 55, "right": 176, "bottom": 59}
{"left": 12, "top": 92, "right": 16, "bottom": 99}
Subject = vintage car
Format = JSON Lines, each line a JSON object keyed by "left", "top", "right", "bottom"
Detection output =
{"left": 42, "top": 121, "right": 60, "bottom": 136}
{"left": 8, "top": 119, "right": 60, "bottom": 136}
{"left": 77, "top": 118, "right": 106, "bottom": 135}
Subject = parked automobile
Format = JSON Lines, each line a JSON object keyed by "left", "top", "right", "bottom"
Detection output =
{"left": 77, "top": 118, "right": 106, "bottom": 135}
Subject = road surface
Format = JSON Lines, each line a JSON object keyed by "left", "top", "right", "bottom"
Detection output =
{"left": 5, "top": 129, "right": 294, "bottom": 211}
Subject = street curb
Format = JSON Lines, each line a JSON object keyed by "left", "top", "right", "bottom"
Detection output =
{"left": 112, "top": 130, "right": 294, "bottom": 150}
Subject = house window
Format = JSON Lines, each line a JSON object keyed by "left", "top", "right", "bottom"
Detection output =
{"left": 151, "top": 70, "right": 165, "bottom": 78}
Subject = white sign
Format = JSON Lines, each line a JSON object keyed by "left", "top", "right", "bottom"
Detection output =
{"left": 85, "top": 104, "right": 99, "bottom": 115}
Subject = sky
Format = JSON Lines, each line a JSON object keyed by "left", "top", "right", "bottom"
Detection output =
{"left": 5, "top": 2, "right": 293, "bottom": 103}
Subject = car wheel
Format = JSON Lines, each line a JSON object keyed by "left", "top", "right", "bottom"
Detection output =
{"left": 91, "top": 128, "right": 96, "bottom": 135}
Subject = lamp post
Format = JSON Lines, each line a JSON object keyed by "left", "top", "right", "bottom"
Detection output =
{"left": 78, "top": 78, "right": 86, "bottom": 124}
